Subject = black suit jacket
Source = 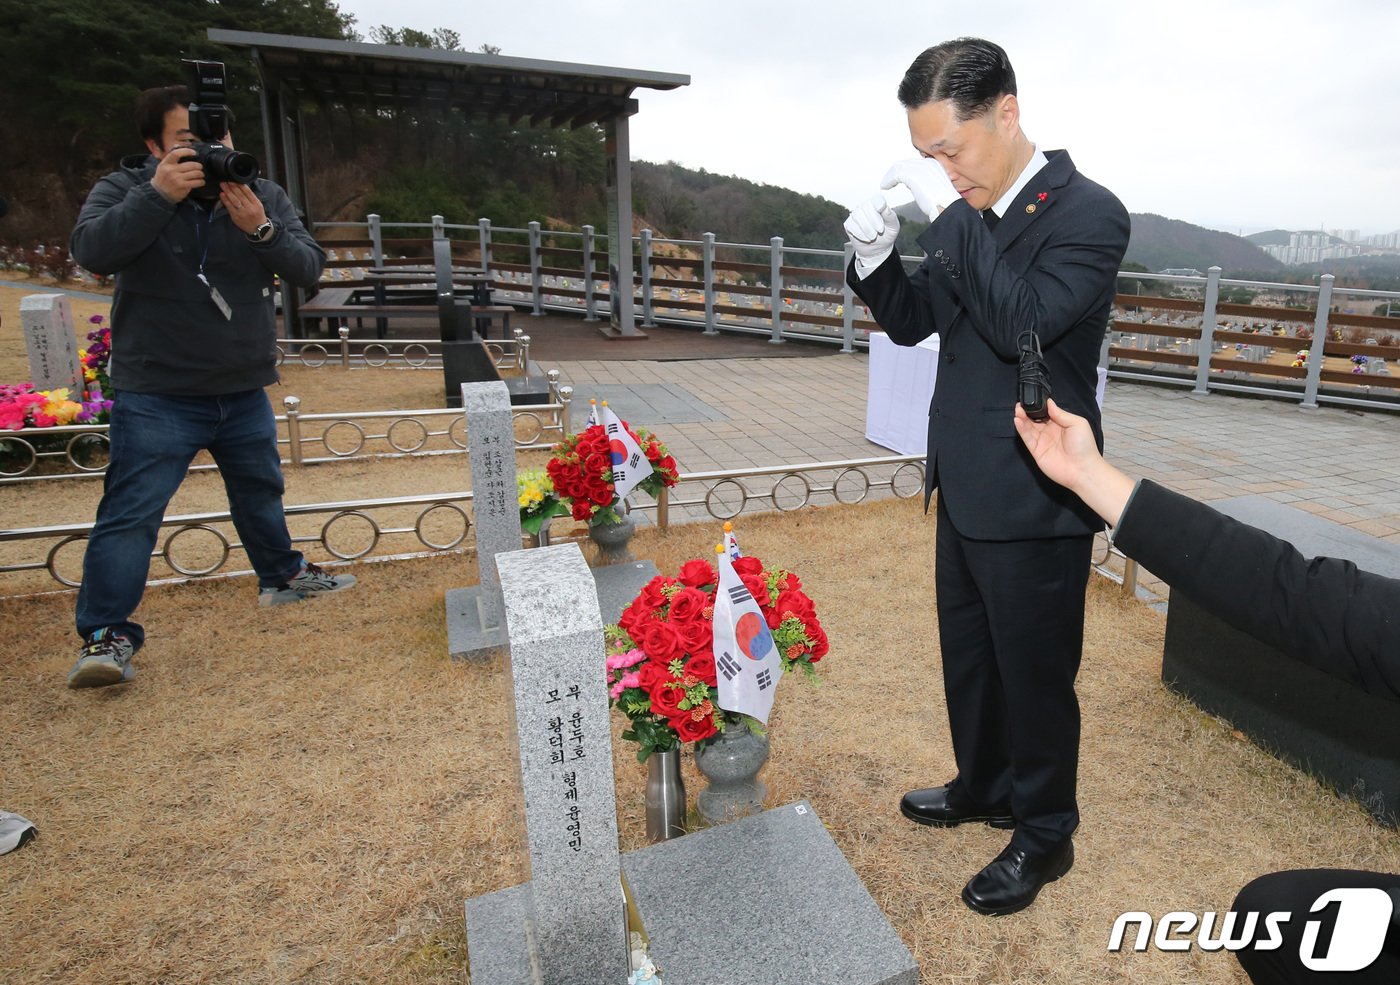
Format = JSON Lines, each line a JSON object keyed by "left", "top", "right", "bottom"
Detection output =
{"left": 1116, "top": 480, "right": 1400, "bottom": 703}
{"left": 848, "top": 150, "right": 1130, "bottom": 541}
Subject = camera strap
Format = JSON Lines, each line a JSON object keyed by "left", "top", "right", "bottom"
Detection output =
{"left": 193, "top": 207, "right": 233, "bottom": 321}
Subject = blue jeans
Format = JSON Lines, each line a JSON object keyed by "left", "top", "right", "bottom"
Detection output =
{"left": 75, "top": 389, "right": 303, "bottom": 649}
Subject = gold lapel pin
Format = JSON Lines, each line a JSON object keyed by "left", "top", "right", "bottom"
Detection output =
{"left": 1025, "top": 204, "right": 1037, "bottom": 214}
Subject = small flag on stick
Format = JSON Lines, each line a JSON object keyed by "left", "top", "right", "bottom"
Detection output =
{"left": 711, "top": 540, "right": 781, "bottom": 723}
{"left": 599, "top": 402, "right": 653, "bottom": 501}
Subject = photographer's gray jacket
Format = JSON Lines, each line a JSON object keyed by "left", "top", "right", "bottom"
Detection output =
{"left": 70, "top": 155, "right": 324, "bottom": 395}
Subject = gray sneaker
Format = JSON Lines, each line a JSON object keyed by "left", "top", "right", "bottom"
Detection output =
{"left": 258, "top": 561, "right": 357, "bottom": 607}
{"left": 67, "top": 628, "right": 136, "bottom": 689}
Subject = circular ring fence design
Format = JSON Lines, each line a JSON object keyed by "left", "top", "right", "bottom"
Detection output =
{"left": 704, "top": 478, "right": 749, "bottom": 520}
{"left": 66, "top": 432, "right": 111, "bottom": 473}
{"left": 362, "top": 343, "right": 392, "bottom": 367}
{"left": 46, "top": 535, "right": 89, "bottom": 588}
{"left": 414, "top": 502, "right": 470, "bottom": 550}
{"left": 891, "top": 462, "right": 925, "bottom": 499}
{"left": 403, "top": 343, "right": 431, "bottom": 367}
{"left": 297, "top": 343, "right": 330, "bottom": 368}
{"left": 0, "top": 436, "right": 38, "bottom": 477}
{"left": 833, "top": 467, "right": 871, "bottom": 505}
{"left": 161, "top": 524, "right": 232, "bottom": 577}
{"left": 771, "top": 473, "right": 811, "bottom": 512}
{"left": 321, "top": 510, "right": 381, "bottom": 560}
{"left": 387, "top": 418, "right": 429, "bottom": 453}
{"left": 321, "top": 420, "right": 366, "bottom": 457}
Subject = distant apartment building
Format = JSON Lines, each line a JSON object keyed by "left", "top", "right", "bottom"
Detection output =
{"left": 1261, "top": 231, "right": 1361, "bottom": 265}
{"left": 1361, "top": 230, "right": 1400, "bottom": 249}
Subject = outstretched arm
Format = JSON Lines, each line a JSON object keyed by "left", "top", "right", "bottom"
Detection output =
{"left": 1012, "top": 399, "right": 1136, "bottom": 526}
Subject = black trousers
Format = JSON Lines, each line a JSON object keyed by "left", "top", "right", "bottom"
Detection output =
{"left": 934, "top": 496, "right": 1093, "bottom": 852}
{"left": 1233, "top": 869, "right": 1400, "bottom": 985}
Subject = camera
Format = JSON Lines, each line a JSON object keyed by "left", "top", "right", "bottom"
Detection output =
{"left": 182, "top": 59, "right": 259, "bottom": 199}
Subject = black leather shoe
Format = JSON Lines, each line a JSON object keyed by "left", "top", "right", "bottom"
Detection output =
{"left": 900, "top": 785, "right": 1014, "bottom": 829}
{"left": 961, "top": 839, "right": 1074, "bottom": 916}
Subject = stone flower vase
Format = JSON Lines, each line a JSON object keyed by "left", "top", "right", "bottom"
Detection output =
{"left": 694, "top": 716, "right": 770, "bottom": 825}
{"left": 644, "top": 747, "right": 687, "bottom": 841}
{"left": 587, "top": 511, "right": 636, "bottom": 565}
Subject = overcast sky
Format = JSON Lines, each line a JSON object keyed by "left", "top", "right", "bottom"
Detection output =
{"left": 333, "top": 0, "right": 1400, "bottom": 237}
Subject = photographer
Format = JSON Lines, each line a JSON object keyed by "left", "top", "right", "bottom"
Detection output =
{"left": 66, "top": 77, "right": 354, "bottom": 690}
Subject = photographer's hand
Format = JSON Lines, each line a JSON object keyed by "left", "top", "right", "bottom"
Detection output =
{"left": 219, "top": 182, "right": 268, "bottom": 236}
{"left": 151, "top": 147, "right": 204, "bottom": 204}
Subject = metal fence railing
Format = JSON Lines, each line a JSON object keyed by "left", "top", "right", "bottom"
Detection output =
{"left": 0, "top": 374, "right": 574, "bottom": 484}
{"left": 0, "top": 453, "right": 925, "bottom": 596}
{"left": 311, "top": 216, "right": 1400, "bottom": 411}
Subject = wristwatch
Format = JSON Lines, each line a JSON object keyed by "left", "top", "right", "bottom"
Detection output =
{"left": 247, "top": 220, "right": 276, "bottom": 244}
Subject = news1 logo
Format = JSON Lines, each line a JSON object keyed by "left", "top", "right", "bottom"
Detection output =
{"left": 1109, "top": 888, "right": 1393, "bottom": 971}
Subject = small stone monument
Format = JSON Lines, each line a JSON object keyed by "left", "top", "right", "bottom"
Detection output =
{"left": 465, "top": 543, "right": 630, "bottom": 985}
{"left": 20, "top": 294, "right": 84, "bottom": 395}
{"left": 465, "top": 545, "right": 919, "bottom": 985}
{"left": 445, "top": 381, "right": 657, "bottom": 659}
{"left": 445, "top": 381, "right": 522, "bottom": 661}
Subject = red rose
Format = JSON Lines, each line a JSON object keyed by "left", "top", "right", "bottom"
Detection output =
{"left": 671, "top": 711, "right": 718, "bottom": 743}
{"left": 740, "top": 573, "right": 769, "bottom": 606}
{"left": 684, "top": 652, "right": 718, "bottom": 686}
{"left": 732, "top": 556, "right": 764, "bottom": 578}
{"left": 571, "top": 500, "right": 593, "bottom": 521}
{"left": 638, "top": 576, "right": 674, "bottom": 610}
{"left": 779, "top": 571, "right": 802, "bottom": 592}
{"left": 641, "top": 621, "right": 683, "bottom": 661}
{"left": 649, "top": 680, "right": 687, "bottom": 718}
{"left": 676, "top": 559, "right": 716, "bottom": 589}
{"left": 676, "top": 619, "right": 712, "bottom": 654}
{"left": 667, "top": 587, "right": 709, "bottom": 624}
{"left": 775, "top": 589, "right": 815, "bottom": 622}
{"left": 808, "top": 623, "right": 829, "bottom": 660}
{"left": 638, "top": 657, "right": 674, "bottom": 693}
{"left": 657, "top": 455, "right": 677, "bottom": 480}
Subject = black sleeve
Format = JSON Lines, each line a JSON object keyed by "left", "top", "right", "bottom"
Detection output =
{"left": 1114, "top": 479, "right": 1400, "bottom": 702}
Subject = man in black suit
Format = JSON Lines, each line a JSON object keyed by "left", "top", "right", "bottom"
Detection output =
{"left": 843, "top": 37, "right": 1130, "bottom": 915}
{"left": 1013, "top": 397, "right": 1399, "bottom": 985}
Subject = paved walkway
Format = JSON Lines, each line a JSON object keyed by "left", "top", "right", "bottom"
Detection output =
{"left": 534, "top": 325, "right": 1400, "bottom": 594}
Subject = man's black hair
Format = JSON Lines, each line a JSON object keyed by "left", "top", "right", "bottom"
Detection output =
{"left": 135, "top": 86, "right": 191, "bottom": 147}
{"left": 897, "top": 38, "right": 1017, "bottom": 120}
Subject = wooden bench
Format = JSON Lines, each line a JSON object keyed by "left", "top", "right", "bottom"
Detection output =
{"left": 470, "top": 305, "right": 515, "bottom": 340}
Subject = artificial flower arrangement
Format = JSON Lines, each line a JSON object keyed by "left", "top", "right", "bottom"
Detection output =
{"left": 546, "top": 418, "right": 679, "bottom": 525}
{"left": 0, "top": 314, "right": 113, "bottom": 431}
{"left": 604, "top": 552, "right": 829, "bottom": 762}
{"left": 517, "top": 467, "right": 570, "bottom": 536}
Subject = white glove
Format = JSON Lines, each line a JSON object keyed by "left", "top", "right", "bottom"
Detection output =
{"left": 843, "top": 194, "right": 899, "bottom": 266}
{"left": 880, "top": 157, "right": 954, "bottom": 221}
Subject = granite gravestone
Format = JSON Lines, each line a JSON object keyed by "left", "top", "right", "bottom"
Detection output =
{"left": 464, "top": 545, "right": 919, "bottom": 985}
{"left": 445, "top": 381, "right": 521, "bottom": 661}
{"left": 465, "top": 543, "right": 630, "bottom": 985}
{"left": 1162, "top": 495, "right": 1400, "bottom": 825}
{"left": 20, "top": 294, "right": 84, "bottom": 395}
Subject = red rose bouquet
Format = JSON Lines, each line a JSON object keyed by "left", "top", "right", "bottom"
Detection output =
{"left": 546, "top": 420, "right": 679, "bottom": 526}
{"left": 604, "top": 552, "right": 829, "bottom": 762}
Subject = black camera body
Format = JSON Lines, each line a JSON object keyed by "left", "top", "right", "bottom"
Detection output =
{"left": 183, "top": 59, "right": 259, "bottom": 199}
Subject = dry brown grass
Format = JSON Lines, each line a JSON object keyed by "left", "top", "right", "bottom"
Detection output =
{"left": 3, "top": 282, "right": 1397, "bottom": 984}
{"left": 3, "top": 498, "right": 1398, "bottom": 984}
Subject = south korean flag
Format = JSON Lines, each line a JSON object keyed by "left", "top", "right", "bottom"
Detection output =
{"left": 599, "top": 402, "right": 653, "bottom": 501}
{"left": 711, "top": 544, "right": 781, "bottom": 724}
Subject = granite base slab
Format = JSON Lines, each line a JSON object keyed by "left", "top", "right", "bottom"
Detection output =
{"left": 464, "top": 801, "right": 918, "bottom": 985}
{"left": 623, "top": 800, "right": 917, "bottom": 985}
{"left": 446, "top": 560, "right": 658, "bottom": 661}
